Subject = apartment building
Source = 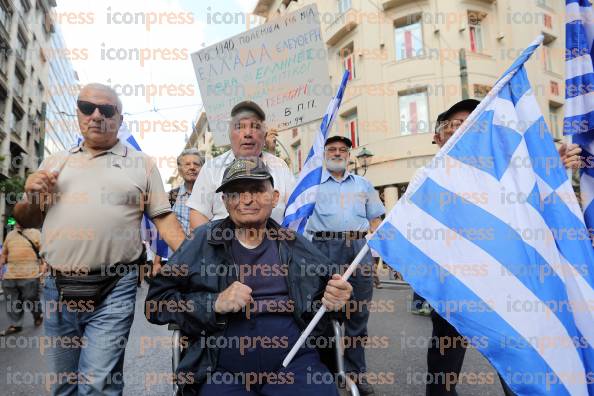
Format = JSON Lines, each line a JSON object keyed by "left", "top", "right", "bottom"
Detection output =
{"left": 44, "top": 22, "right": 79, "bottom": 156}
{"left": 0, "top": 0, "right": 59, "bottom": 238}
{"left": 253, "top": 0, "right": 565, "bottom": 210}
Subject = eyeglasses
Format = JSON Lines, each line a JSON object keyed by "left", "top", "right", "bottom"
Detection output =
{"left": 222, "top": 191, "right": 266, "bottom": 203}
{"left": 436, "top": 119, "right": 465, "bottom": 134}
{"left": 325, "top": 147, "right": 350, "bottom": 154}
{"left": 77, "top": 100, "right": 118, "bottom": 118}
{"left": 232, "top": 121, "right": 264, "bottom": 132}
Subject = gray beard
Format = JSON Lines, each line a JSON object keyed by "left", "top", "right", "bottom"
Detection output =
{"left": 325, "top": 159, "right": 347, "bottom": 173}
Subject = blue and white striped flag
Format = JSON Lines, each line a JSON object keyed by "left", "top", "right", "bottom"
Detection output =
{"left": 368, "top": 36, "right": 594, "bottom": 395}
{"left": 565, "top": 0, "right": 594, "bottom": 235}
{"left": 117, "top": 124, "right": 169, "bottom": 256}
{"left": 282, "top": 70, "right": 350, "bottom": 233}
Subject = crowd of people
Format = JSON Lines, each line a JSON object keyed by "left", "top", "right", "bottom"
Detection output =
{"left": 0, "top": 82, "right": 584, "bottom": 396}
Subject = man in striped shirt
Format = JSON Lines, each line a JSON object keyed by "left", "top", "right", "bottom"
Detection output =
{"left": 153, "top": 148, "right": 203, "bottom": 274}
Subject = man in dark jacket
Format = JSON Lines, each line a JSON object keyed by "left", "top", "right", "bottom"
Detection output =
{"left": 146, "top": 158, "right": 352, "bottom": 395}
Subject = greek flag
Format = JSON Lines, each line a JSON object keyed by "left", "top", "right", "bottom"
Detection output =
{"left": 282, "top": 70, "right": 350, "bottom": 232}
{"left": 368, "top": 36, "right": 594, "bottom": 395}
{"left": 117, "top": 125, "right": 169, "bottom": 256}
{"left": 565, "top": 0, "right": 594, "bottom": 234}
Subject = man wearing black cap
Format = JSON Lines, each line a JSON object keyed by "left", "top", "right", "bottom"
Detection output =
{"left": 426, "top": 99, "right": 581, "bottom": 396}
{"left": 146, "top": 158, "right": 353, "bottom": 395}
{"left": 187, "top": 100, "right": 295, "bottom": 230}
{"left": 306, "top": 135, "right": 385, "bottom": 396}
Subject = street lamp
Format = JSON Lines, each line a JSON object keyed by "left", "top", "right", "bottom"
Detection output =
{"left": 354, "top": 147, "right": 374, "bottom": 176}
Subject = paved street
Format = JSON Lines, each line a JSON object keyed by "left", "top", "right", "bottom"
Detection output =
{"left": 0, "top": 272, "right": 508, "bottom": 396}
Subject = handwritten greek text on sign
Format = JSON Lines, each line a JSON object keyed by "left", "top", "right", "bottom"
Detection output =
{"left": 191, "top": 4, "right": 332, "bottom": 146}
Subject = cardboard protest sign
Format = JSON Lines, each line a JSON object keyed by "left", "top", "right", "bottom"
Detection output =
{"left": 191, "top": 4, "right": 332, "bottom": 146}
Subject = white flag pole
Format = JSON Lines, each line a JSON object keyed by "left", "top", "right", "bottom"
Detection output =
{"left": 282, "top": 243, "right": 370, "bottom": 368}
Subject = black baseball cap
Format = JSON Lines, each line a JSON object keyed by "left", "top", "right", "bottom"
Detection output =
{"left": 432, "top": 99, "right": 480, "bottom": 144}
{"left": 216, "top": 159, "right": 274, "bottom": 193}
{"left": 436, "top": 99, "right": 480, "bottom": 127}
{"left": 324, "top": 135, "right": 353, "bottom": 148}
{"left": 230, "top": 100, "right": 266, "bottom": 121}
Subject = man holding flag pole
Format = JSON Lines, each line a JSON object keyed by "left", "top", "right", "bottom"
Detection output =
{"left": 564, "top": 0, "right": 594, "bottom": 236}
{"left": 284, "top": 34, "right": 594, "bottom": 396}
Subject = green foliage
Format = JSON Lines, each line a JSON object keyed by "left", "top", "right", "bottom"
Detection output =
{"left": 210, "top": 143, "right": 228, "bottom": 158}
{"left": 0, "top": 176, "right": 25, "bottom": 196}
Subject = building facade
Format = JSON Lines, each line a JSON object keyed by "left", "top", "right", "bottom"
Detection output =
{"left": 44, "top": 22, "right": 79, "bottom": 157}
{"left": 0, "top": 0, "right": 60, "bottom": 238}
{"left": 254, "top": 0, "right": 565, "bottom": 211}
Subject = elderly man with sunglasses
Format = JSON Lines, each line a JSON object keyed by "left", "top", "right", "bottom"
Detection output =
{"left": 187, "top": 101, "right": 295, "bottom": 230}
{"left": 14, "top": 83, "right": 185, "bottom": 395}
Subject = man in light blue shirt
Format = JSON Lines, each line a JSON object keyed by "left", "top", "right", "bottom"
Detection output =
{"left": 307, "top": 135, "right": 385, "bottom": 396}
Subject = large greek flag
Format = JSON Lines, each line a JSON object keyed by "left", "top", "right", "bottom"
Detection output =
{"left": 368, "top": 36, "right": 594, "bottom": 395}
{"left": 282, "top": 70, "right": 350, "bottom": 233}
{"left": 116, "top": 125, "right": 168, "bottom": 256}
{"left": 565, "top": 0, "right": 594, "bottom": 234}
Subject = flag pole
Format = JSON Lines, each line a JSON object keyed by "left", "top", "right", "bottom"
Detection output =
{"left": 282, "top": 243, "right": 370, "bottom": 368}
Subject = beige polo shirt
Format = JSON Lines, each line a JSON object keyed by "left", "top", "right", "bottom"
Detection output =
{"left": 2, "top": 228, "right": 41, "bottom": 279}
{"left": 39, "top": 140, "right": 171, "bottom": 273}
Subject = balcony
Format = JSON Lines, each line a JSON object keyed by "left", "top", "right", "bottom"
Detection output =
{"left": 541, "top": 13, "right": 558, "bottom": 41}
{"left": 14, "top": 54, "right": 25, "bottom": 74}
{"left": 12, "top": 86, "right": 24, "bottom": 114}
{"left": 0, "top": 16, "right": 10, "bottom": 45}
{"left": 382, "top": 0, "right": 419, "bottom": 11}
{"left": 325, "top": 8, "right": 359, "bottom": 46}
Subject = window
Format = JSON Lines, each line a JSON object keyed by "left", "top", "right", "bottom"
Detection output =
{"left": 340, "top": 43, "right": 355, "bottom": 80}
{"left": 544, "top": 14, "right": 553, "bottom": 29}
{"left": 549, "top": 104, "right": 561, "bottom": 138}
{"left": 550, "top": 81, "right": 560, "bottom": 96}
{"left": 0, "top": 44, "right": 8, "bottom": 74}
{"left": 473, "top": 84, "right": 492, "bottom": 99}
{"left": 395, "top": 18, "right": 422, "bottom": 60}
{"left": 468, "top": 12, "right": 486, "bottom": 53}
{"left": 292, "top": 142, "right": 302, "bottom": 173}
{"left": 343, "top": 112, "right": 359, "bottom": 148}
{"left": 13, "top": 69, "right": 24, "bottom": 98}
{"left": 20, "top": 0, "right": 30, "bottom": 12}
{"left": 537, "top": 0, "right": 554, "bottom": 9}
{"left": 399, "top": 91, "right": 429, "bottom": 135}
{"left": 9, "top": 109, "right": 22, "bottom": 132}
{"left": 16, "top": 31, "right": 27, "bottom": 61}
{"left": 338, "top": 0, "right": 351, "bottom": 14}
{"left": 543, "top": 43, "right": 553, "bottom": 72}
{"left": 0, "top": 3, "right": 10, "bottom": 33}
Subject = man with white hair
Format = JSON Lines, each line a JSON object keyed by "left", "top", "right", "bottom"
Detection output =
{"left": 306, "top": 135, "right": 385, "bottom": 396}
{"left": 187, "top": 101, "right": 295, "bottom": 230}
{"left": 15, "top": 83, "right": 185, "bottom": 395}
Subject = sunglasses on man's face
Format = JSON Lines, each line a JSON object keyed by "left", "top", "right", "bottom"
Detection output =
{"left": 77, "top": 100, "right": 118, "bottom": 118}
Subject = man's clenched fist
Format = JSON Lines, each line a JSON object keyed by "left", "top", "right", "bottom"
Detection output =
{"left": 25, "top": 170, "right": 59, "bottom": 196}
{"left": 559, "top": 143, "right": 583, "bottom": 170}
{"left": 214, "top": 281, "right": 253, "bottom": 314}
{"left": 322, "top": 274, "right": 352, "bottom": 311}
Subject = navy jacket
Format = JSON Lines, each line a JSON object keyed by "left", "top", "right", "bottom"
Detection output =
{"left": 145, "top": 217, "right": 344, "bottom": 393}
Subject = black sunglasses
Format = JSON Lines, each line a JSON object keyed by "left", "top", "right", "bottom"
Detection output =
{"left": 77, "top": 100, "right": 118, "bottom": 118}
